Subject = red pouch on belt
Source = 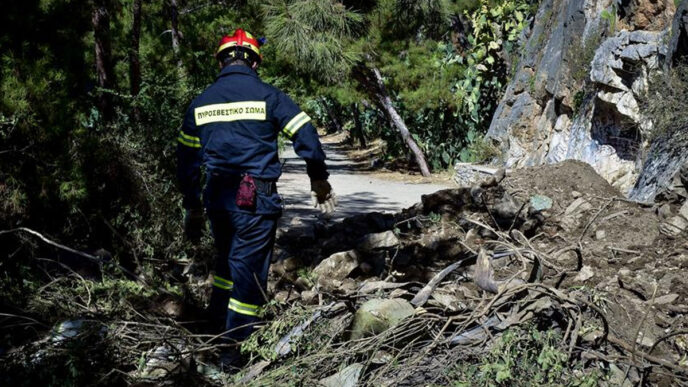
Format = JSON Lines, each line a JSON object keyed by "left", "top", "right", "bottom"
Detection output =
{"left": 236, "top": 175, "right": 257, "bottom": 209}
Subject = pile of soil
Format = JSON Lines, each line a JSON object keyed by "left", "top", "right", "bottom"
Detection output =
{"left": 268, "top": 160, "right": 688, "bottom": 385}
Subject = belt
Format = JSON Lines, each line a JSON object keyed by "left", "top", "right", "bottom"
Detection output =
{"left": 210, "top": 173, "right": 277, "bottom": 195}
{"left": 253, "top": 178, "right": 277, "bottom": 195}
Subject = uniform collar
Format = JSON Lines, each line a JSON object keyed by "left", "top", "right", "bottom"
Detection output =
{"left": 217, "top": 65, "right": 259, "bottom": 79}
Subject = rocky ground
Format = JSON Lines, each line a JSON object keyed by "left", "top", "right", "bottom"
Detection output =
{"left": 246, "top": 159, "right": 688, "bottom": 386}
{"left": 2, "top": 155, "right": 688, "bottom": 386}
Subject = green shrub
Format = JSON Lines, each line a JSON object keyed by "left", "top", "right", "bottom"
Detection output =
{"left": 448, "top": 324, "right": 605, "bottom": 386}
{"left": 641, "top": 62, "right": 688, "bottom": 139}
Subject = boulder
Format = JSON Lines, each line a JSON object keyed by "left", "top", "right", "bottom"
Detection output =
{"left": 350, "top": 298, "right": 415, "bottom": 340}
{"left": 140, "top": 345, "right": 190, "bottom": 379}
{"left": 357, "top": 231, "right": 399, "bottom": 251}
{"left": 313, "top": 250, "right": 360, "bottom": 281}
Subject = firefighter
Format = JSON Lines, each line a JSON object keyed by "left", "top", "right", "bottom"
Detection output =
{"left": 176, "top": 28, "right": 336, "bottom": 368}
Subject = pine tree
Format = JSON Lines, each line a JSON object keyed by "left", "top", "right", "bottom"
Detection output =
{"left": 263, "top": 0, "right": 434, "bottom": 176}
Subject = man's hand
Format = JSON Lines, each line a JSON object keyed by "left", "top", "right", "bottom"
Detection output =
{"left": 184, "top": 208, "right": 205, "bottom": 243}
{"left": 310, "top": 180, "right": 337, "bottom": 214}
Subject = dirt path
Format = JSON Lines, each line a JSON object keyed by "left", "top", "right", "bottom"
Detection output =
{"left": 277, "top": 137, "right": 452, "bottom": 227}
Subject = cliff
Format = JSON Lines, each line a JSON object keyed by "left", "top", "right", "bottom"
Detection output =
{"left": 484, "top": 0, "right": 688, "bottom": 201}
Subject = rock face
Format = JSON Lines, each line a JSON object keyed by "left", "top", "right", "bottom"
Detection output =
{"left": 484, "top": 0, "right": 686, "bottom": 199}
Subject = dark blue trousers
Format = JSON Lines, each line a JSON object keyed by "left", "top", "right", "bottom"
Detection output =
{"left": 207, "top": 210, "right": 278, "bottom": 341}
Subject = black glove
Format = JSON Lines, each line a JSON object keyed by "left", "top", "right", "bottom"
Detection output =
{"left": 184, "top": 208, "right": 205, "bottom": 243}
{"left": 310, "top": 180, "right": 337, "bottom": 214}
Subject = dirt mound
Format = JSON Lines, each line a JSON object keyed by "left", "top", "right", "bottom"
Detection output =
{"left": 503, "top": 160, "right": 622, "bottom": 209}
{"left": 264, "top": 160, "right": 688, "bottom": 386}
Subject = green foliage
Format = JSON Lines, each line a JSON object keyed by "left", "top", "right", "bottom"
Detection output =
{"left": 459, "top": 130, "right": 499, "bottom": 162}
{"left": 573, "top": 90, "right": 586, "bottom": 113}
{"left": 640, "top": 62, "right": 688, "bottom": 140}
{"left": 600, "top": 5, "right": 617, "bottom": 35}
{"left": 568, "top": 28, "right": 603, "bottom": 84}
{"left": 387, "top": 0, "right": 452, "bottom": 38}
{"left": 452, "top": 0, "right": 533, "bottom": 125}
{"left": 262, "top": 0, "right": 536, "bottom": 169}
{"left": 448, "top": 325, "right": 605, "bottom": 386}
{"left": 263, "top": 0, "right": 363, "bottom": 83}
{"left": 241, "top": 303, "right": 313, "bottom": 361}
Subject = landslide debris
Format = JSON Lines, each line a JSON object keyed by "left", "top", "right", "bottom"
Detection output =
{"left": 2, "top": 160, "right": 687, "bottom": 386}
{"left": 263, "top": 159, "right": 688, "bottom": 386}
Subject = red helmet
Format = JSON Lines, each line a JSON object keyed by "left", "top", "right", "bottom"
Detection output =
{"left": 216, "top": 29, "right": 263, "bottom": 63}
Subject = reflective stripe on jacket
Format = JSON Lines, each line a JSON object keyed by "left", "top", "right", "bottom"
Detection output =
{"left": 177, "top": 65, "right": 328, "bottom": 212}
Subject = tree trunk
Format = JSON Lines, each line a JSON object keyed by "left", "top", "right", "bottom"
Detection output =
{"left": 169, "top": 0, "right": 184, "bottom": 75}
{"left": 92, "top": 0, "right": 115, "bottom": 121}
{"left": 129, "top": 0, "right": 142, "bottom": 120}
{"left": 322, "top": 98, "right": 343, "bottom": 134}
{"left": 129, "top": 0, "right": 142, "bottom": 97}
{"left": 369, "top": 66, "right": 431, "bottom": 177}
{"left": 351, "top": 103, "right": 366, "bottom": 148}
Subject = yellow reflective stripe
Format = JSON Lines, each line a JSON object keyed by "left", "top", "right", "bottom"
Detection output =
{"left": 241, "top": 42, "right": 260, "bottom": 54}
{"left": 178, "top": 136, "right": 201, "bottom": 148}
{"left": 217, "top": 41, "right": 260, "bottom": 55}
{"left": 213, "top": 282, "right": 231, "bottom": 290}
{"left": 179, "top": 131, "right": 200, "bottom": 143}
{"left": 217, "top": 41, "right": 238, "bottom": 54}
{"left": 213, "top": 275, "right": 234, "bottom": 290}
{"left": 194, "top": 101, "right": 267, "bottom": 126}
{"left": 282, "top": 112, "right": 311, "bottom": 138}
{"left": 227, "top": 298, "right": 260, "bottom": 317}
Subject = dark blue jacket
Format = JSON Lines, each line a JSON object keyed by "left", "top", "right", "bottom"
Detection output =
{"left": 177, "top": 65, "right": 328, "bottom": 214}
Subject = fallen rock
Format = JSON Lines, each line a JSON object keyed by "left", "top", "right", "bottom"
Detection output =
{"left": 574, "top": 266, "right": 594, "bottom": 282}
{"left": 350, "top": 298, "right": 415, "bottom": 340}
{"left": 530, "top": 194, "right": 553, "bottom": 212}
{"left": 357, "top": 280, "right": 409, "bottom": 295}
{"left": 357, "top": 231, "right": 399, "bottom": 251}
{"left": 313, "top": 250, "right": 360, "bottom": 281}
{"left": 454, "top": 163, "right": 501, "bottom": 187}
{"left": 493, "top": 193, "right": 521, "bottom": 225}
{"left": 659, "top": 215, "right": 688, "bottom": 236}
{"left": 283, "top": 257, "right": 302, "bottom": 272}
{"left": 301, "top": 290, "right": 318, "bottom": 305}
{"left": 140, "top": 345, "right": 190, "bottom": 379}
{"left": 653, "top": 293, "right": 679, "bottom": 305}
{"left": 275, "top": 290, "right": 300, "bottom": 303}
{"left": 51, "top": 320, "right": 84, "bottom": 344}
{"left": 680, "top": 201, "right": 688, "bottom": 220}
{"left": 565, "top": 198, "right": 593, "bottom": 216}
{"left": 657, "top": 203, "right": 673, "bottom": 220}
{"left": 160, "top": 299, "right": 184, "bottom": 318}
{"left": 319, "top": 363, "right": 364, "bottom": 387}
{"left": 294, "top": 276, "right": 313, "bottom": 291}
{"left": 430, "top": 289, "right": 466, "bottom": 312}
{"left": 595, "top": 230, "right": 606, "bottom": 240}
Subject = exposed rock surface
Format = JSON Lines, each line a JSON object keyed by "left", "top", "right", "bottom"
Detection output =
{"left": 482, "top": 0, "right": 686, "bottom": 199}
